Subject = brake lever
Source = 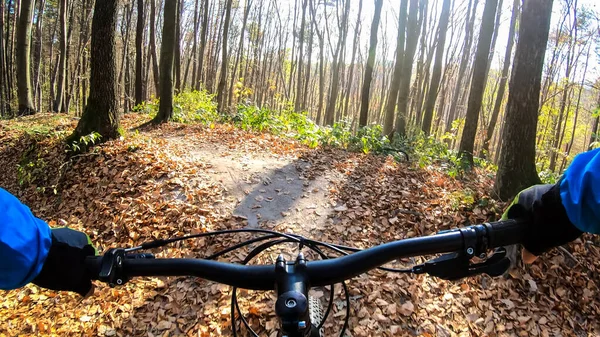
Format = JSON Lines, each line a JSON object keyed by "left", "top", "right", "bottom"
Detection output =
{"left": 98, "top": 249, "right": 155, "bottom": 287}
{"left": 412, "top": 248, "right": 510, "bottom": 281}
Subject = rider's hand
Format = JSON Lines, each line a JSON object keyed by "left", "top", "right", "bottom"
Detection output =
{"left": 32, "top": 227, "right": 97, "bottom": 296}
{"left": 502, "top": 182, "right": 583, "bottom": 263}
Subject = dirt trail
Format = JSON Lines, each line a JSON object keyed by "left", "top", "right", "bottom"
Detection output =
{"left": 164, "top": 135, "right": 344, "bottom": 229}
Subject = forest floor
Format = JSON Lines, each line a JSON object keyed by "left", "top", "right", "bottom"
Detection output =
{"left": 1, "top": 113, "right": 599, "bottom": 337}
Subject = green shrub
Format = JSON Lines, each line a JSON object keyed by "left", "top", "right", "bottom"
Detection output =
{"left": 133, "top": 90, "right": 218, "bottom": 124}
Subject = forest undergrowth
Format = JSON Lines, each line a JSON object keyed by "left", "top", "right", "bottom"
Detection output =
{"left": 0, "top": 112, "right": 599, "bottom": 337}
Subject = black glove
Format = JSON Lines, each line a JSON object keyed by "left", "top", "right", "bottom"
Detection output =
{"left": 502, "top": 181, "right": 583, "bottom": 256}
{"left": 32, "top": 227, "right": 97, "bottom": 296}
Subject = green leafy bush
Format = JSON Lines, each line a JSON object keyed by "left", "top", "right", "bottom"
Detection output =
{"left": 173, "top": 90, "right": 219, "bottom": 124}
{"left": 134, "top": 90, "right": 218, "bottom": 124}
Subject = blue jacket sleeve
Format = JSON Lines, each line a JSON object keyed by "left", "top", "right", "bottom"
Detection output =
{"left": 0, "top": 187, "right": 52, "bottom": 290}
{"left": 560, "top": 148, "right": 600, "bottom": 234}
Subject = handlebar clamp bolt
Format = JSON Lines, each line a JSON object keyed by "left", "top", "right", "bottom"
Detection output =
{"left": 285, "top": 298, "right": 297, "bottom": 308}
{"left": 466, "top": 247, "right": 474, "bottom": 255}
{"left": 479, "top": 253, "right": 486, "bottom": 259}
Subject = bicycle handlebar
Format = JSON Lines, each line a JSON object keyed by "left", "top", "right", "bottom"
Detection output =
{"left": 85, "top": 219, "right": 526, "bottom": 290}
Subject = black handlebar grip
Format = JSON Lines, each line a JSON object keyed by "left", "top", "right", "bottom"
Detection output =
{"left": 486, "top": 219, "right": 528, "bottom": 248}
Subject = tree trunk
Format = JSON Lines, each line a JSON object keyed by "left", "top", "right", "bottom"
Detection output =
{"left": 480, "top": 0, "right": 518, "bottom": 157}
{"left": 421, "top": 0, "right": 451, "bottom": 134}
{"left": 549, "top": 16, "right": 578, "bottom": 172}
{"left": 458, "top": 0, "right": 498, "bottom": 165}
{"left": 341, "top": 0, "right": 363, "bottom": 120}
{"left": 358, "top": 0, "right": 383, "bottom": 128}
{"left": 216, "top": 0, "right": 233, "bottom": 112}
{"left": 228, "top": 0, "right": 252, "bottom": 106}
{"left": 69, "top": 0, "right": 120, "bottom": 142}
{"left": 196, "top": 0, "right": 209, "bottom": 89}
{"left": 562, "top": 42, "right": 591, "bottom": 167}
{"left": 383, "top": 0, "right": 407, "bottom": 136}
{"left": 494, "top": 0, "right": 552, "bottom": 200}
{"left": 135, "top": 0, "right": 145, "bottom": 105}
{"left": 153, "top": 0, "right": 178, "bottom": 123}
{"left": 394, "top": 0, "right": 419, "bottom": 138}
{"left": 149, "top": 0, "right": 160, "bottom": 97}
{"left": 0, "top": 0, "right": 6, "bottom": 115}
{"left": 53, "top": 0, "right": 67, "bottom": 112}
{"left": 324, "top": 0, "right": 351, "bottom": 126}
{"left": 16, "top": 0, "right": 36, "bottom": 115}
{"left": 32, "top": 0, "right": 45, "bottom": 112}
{"left": 309, "top": 0, "right": 325, "bottom": 124}
{"left": 294, "top": 0, "right": 307, "bottom": 112}
{"left": 118, "top": 4, "right": 134, "bottom": 111}
{"left": 445, "top": 0, "right": 478, "bottom": 133}
{"left": 190, "top": 0, "right": 200, "bottom": 89}
{"left": 174, "top": 0, "right": 182, "bottom": 92}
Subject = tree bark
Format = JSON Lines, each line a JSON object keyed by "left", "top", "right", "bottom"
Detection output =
{"left": 421, "top": 0, "right": 451, "bottom": 134}
{"left": 69, "top": 0, "right": 120, "bottom": 142}
{"left": 458, "top": 0, "right": 498, "bottom": 165}
{"left": 228, "top": 0, "right": 252, "bottom": 106}
{"left": 394, "top": 0, "right": 419, "bottom": 138}
{"left": 52, "top": 0, "right": 67, "bottom": 112}
{"left": 445, "top": 0, "right": 478, "bottom": 133}
{"left": 561, "top": 42, "right": 591, "bottom": 169}
{"left": 149, "top": 0, "right": 161, "bottom": 97}
{"left": 16, "top": 0, "right": 36, "bottom": 115}
{"left": 153, "top": 0, "right": 178, "bottom": 123}
{"left": 32, "top": 0, "right": 45, "bottom": 112}
{"left": 135, "top": 0, "right": 145, "bottom": 105}
{"left": 494, "top": 0, "right": 552, "bottom": 200}
{"left": 358, "top": 0, "right": 383, "bottom": 128}
{"left": 0, "top": 0, "right": 6, "bottom": 115}
{"left": 480, "top": 0, "right": 518, "bottom": 157}
{"left": 216, "top": 0, "right": 233, "bottom": 112}
{"left": 324, "top": 0, "right": 351, "bottom": 126}
{"left": 383, "top": 0, "right": 407, "bottom": 136}
{"left": 341, "top": 0, "right": 363, "bottom": 120}
{"left": 190, "top": 0, "right": 200, "bottom": 89}
{"left": 196, "top": 0, "right": 209, "bottom": 89}
{"left": 174, "top": 0, "right": 182, "bottom": 92}
{"left": 294, "top": 0, "right": 307, "bottom": 112}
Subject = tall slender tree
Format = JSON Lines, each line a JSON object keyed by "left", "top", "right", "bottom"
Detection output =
{"left": 420, "top": 0, "right": 451, "bottom": 134}
{"left": 394, "top": 0, "right": 419, "bottom": 138}
{"left": 383, "top": 0, "right": 408, "bottom": 136}
{"left": 494, "top": 0, "right": 553, "bottom": 200}
{"left": 324, "top": 0, "right": 351, "bottom": 126}
{"left": 481, "top": 0, "right": 519, "bottom": 157}
{"left": 53, "top": 0, "right": 68, "bottom": 112}
{"left": 135, "top": 0, "right": 145, "bottom": 105}
{"left": 153, "top": 0, "right": 178, "bottom": 123}
{"left": 217, "top": 0, "right": 233, "bottom": 112}
{"left": 16, "top": 0, "right": 36, "bottom": 115}
{"left": 149, "top": 0, "right": 161, "bottom": 97}
{"left": 445, "top": 0, "right": 478, "bottom": 133}
{"left": 196, "top": 0, "right": 209, "bottom": 90}
{"left": 458, "top": 0, "right": 498, "bottom": 165}
{"left": 358, "top": 0, "right": 383, "bottom": 127}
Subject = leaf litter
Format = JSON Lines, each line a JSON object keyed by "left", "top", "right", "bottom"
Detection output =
{"left": 0, "top": 113, "right": 599, "bottom": 336}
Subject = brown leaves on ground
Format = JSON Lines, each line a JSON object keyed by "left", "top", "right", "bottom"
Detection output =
{"left": 1, "top": 113, "right": 600, "bottom": 337}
